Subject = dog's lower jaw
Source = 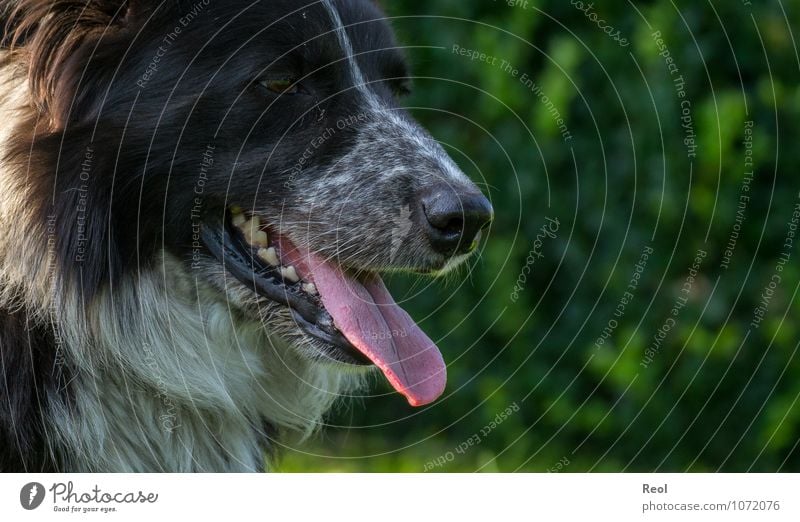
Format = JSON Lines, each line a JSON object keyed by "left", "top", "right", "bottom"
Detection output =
{"left": 45, "top": 252, "right": 362, "bottom": 472}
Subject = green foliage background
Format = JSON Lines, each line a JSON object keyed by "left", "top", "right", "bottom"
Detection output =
{"left": 280, "top": 0, "right": 800, "bottom": 472}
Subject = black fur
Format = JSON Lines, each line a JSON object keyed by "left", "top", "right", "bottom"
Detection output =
{"left": 0, "top": 306, "right": 70, "bottom": 472}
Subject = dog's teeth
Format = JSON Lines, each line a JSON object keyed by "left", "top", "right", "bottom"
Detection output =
{"left": 253, "top": 230, "right": 269, "bottom": 248}
{"left": 257, "top": 248, "right": 272, "bottom": 265}
{"left": 302, "top": 283, "right": 318, "bottom": 295}
{"left": 232, "top": 213, "right": 246, "bottom": 227}
{"left": 281, "top": 266, "right": 300, "bottom": 283}
{"left": 247, "top": 217, "right": 260, "bottom": 236}
{"left": 240, "top": 217, "right": 261, "bottom": 245}
{"left": 261, "top": 247, "right": 279, "bottom": 266}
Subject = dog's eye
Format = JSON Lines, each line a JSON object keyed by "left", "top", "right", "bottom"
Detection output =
{"left": 389, "top": 79, "right": 412, "bottom": 98}
{"left": 259, "top": 78, "right": 304, "bottom": 95}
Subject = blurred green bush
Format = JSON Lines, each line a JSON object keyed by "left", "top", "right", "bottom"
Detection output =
{"left": 280, "top": 0, "right": 800, "bottom": 472}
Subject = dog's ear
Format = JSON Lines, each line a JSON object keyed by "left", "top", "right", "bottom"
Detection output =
{"left": 6, "top": 0, "right": 158, "bottom": 127}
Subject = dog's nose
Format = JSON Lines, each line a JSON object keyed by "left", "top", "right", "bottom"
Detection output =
{"left": 419, "top": 184, "right": 494, "bottom": 257}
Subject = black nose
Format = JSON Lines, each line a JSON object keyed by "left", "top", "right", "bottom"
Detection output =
{"left": 419, "top": 184, "right": 494, "bottom": 257}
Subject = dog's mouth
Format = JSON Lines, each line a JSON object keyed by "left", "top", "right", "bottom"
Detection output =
{"left": 201, "top": 206, "right": 446, "bottom": 407}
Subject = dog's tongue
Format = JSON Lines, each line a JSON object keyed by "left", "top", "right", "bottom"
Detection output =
{"left": 279, "top": 238, "right": 446, "bottom": 406}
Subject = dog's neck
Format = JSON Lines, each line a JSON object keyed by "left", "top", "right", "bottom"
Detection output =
{"left": 1, "top": 234, "right": 350, "bottom": 470}
{"left": 68, "top": 253, "right": 357, "bottom": 471}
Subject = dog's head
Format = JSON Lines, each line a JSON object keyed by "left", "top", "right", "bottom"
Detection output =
{"left": 9, "top": 0, "right": 492, "bottom": 406}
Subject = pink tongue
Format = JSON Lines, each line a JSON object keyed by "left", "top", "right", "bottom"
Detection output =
{"left": 279, "top": 238, "right": 446, "bottom": 406}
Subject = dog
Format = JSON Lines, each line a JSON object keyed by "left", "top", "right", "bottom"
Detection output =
{"left": 0, "top": 0, "right": 493, "bottom": 472}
